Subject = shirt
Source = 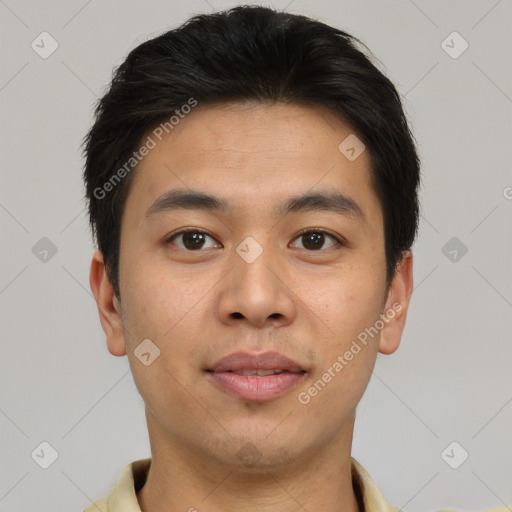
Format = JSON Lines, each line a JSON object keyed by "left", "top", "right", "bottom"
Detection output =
{"left": 82, "top": 457, "right": 509, "bottom": 512}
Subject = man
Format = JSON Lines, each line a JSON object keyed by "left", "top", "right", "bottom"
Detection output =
{"left": 82, "top": 5, "right": 506, "bottom": 512}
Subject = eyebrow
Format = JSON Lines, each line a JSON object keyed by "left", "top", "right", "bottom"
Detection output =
{"left": 145, "top": 188, "right": 365, "bottom": 222}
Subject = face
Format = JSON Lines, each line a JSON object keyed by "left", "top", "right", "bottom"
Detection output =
{"left": 91, "top": 102, "right": 413, "bottom": 471}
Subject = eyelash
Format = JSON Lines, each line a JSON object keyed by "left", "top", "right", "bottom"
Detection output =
{"left": 165, "top": 228, "right": 346, "bottom": 251}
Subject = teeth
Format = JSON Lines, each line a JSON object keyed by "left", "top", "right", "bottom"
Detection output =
{"left": 233, "top": 369, "right": 257, "bottom": 376}
{"left": 257, "top": 369, "right": 280, "bottom": 376}
{"left": 231, "top": 369, "right": 285, "bottom": 376}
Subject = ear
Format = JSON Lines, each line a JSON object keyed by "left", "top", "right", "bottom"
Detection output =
{"left": 378, "top": 250, "right": 414, "bottom": 355}
{"left": 89, "top": 250, "right": 127, "bottom": 357}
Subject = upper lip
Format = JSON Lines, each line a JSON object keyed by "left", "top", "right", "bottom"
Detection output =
{"left": 207, "top": 351, "right": 306, "bottom": 373}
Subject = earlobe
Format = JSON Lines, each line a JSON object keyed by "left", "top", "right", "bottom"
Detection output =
{"left": 378, "top": 251, "right": 414, "bottom": 355}
{"left": 89, "top": 250, "right": 127, "bottom": 357}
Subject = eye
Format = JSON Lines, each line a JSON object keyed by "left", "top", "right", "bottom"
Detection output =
{"left": 165, "top": 229, "right": 221, "bottom": 251}
{"left": 165, "top": 228, "right": 345, "bottom": 252}
{"left": 290, "top": 229, "right": 344, "bottom": 251}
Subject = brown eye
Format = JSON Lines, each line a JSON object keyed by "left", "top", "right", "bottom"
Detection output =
{"left": 290, "top": 230, "right": 342, "bottom": 251}
{"left": 166, "top": 230, "right": 220, "bottom": 251}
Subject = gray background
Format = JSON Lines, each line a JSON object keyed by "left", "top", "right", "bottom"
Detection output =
{"left": 1, "top": 0, "right": 511, "bottom": 510}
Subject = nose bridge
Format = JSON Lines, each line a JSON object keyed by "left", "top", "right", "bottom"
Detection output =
{"left": 217, "top": 232, "right": 296, "bottom": 327}
{"left": 235, "top": 232, "right": 269, "bottom": 267}
{"left": 232, "top": 233, "right": 278, "bottom": 294}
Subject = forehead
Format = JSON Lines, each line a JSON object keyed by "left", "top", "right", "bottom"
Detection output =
{"left": 123, "top": 102, "right": 381, "bottom": 227}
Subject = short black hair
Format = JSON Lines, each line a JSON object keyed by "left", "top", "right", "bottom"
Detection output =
{"left": 82, "top": 5, "right": 420, "bottom": 300}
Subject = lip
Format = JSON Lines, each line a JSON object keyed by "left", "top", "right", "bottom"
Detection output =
{"left": 208, "top": 350, "right": 306, "bottom": 373}
{"left": 206, "top": 351, "right": 308, "bottom": 402}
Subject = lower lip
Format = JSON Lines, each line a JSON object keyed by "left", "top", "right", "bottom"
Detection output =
{"left": 207, "top": 371, "right": 306, "bottom": 401}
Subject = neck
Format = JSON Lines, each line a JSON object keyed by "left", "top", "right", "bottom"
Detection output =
{"left": 137, "top": 410, "right": 361, "bottom": 512}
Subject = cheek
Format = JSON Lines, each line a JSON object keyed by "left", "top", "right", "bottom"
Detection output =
{"left": 121, "top": 251, "right": 196, "bottom": 332}
{"left": 121, "top": 254, "right": 209, "bottom": 372}
{"left": 303, "top": 280, "right": 382, "bottom": 408}
{"left": 306, "top": 265, "right": 384, "bottom": 337}
{"left": 121, "top": 268, "right": 205, "bottom": 419}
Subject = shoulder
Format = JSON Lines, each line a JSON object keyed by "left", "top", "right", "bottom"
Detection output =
{"left": 82, "top": 497, "right": 108, "bottom": 512}
{"left": 389, "top": 508, "right": 511, "bottom": 512}
{"left": 437, "top": 509, "right": 511, "bottom": 512}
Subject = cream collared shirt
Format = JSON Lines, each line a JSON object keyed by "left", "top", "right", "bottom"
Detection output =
{"left": 83, "top": 457, "right": 509, "bottom": 512}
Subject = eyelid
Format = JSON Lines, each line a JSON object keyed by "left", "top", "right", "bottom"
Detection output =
{"left": 293, "top": 227, "right": 346, "bottom": 244}
{"left": 165, "top": 227, "right": 347, "bottom": 250}
{"left": 291, "top": 227, "right": 346, "bottom": 249}
{"left": 165, "top": 228, "right": 219, "bottom": 246}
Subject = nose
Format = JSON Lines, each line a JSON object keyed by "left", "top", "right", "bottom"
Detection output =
{"left": 216, "top": 240, "right": 297, "bottom": 329}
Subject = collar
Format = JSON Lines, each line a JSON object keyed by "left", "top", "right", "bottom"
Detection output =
{"left": 84, "top": 456, "right": 398, "bottom": 512}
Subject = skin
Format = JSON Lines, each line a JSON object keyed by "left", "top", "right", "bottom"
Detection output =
{"left": 90, "top": 102, "right": 413, "bottom": 512}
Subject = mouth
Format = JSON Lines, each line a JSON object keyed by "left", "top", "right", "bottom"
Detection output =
{"left": 217, "top": 368, "right": 306, "bottom": 376}
{"left": 207, "top": 350, "right": 307, "bottom": 373}
{"left": 205, "top": 351, "right": 308, "bottom": 402}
